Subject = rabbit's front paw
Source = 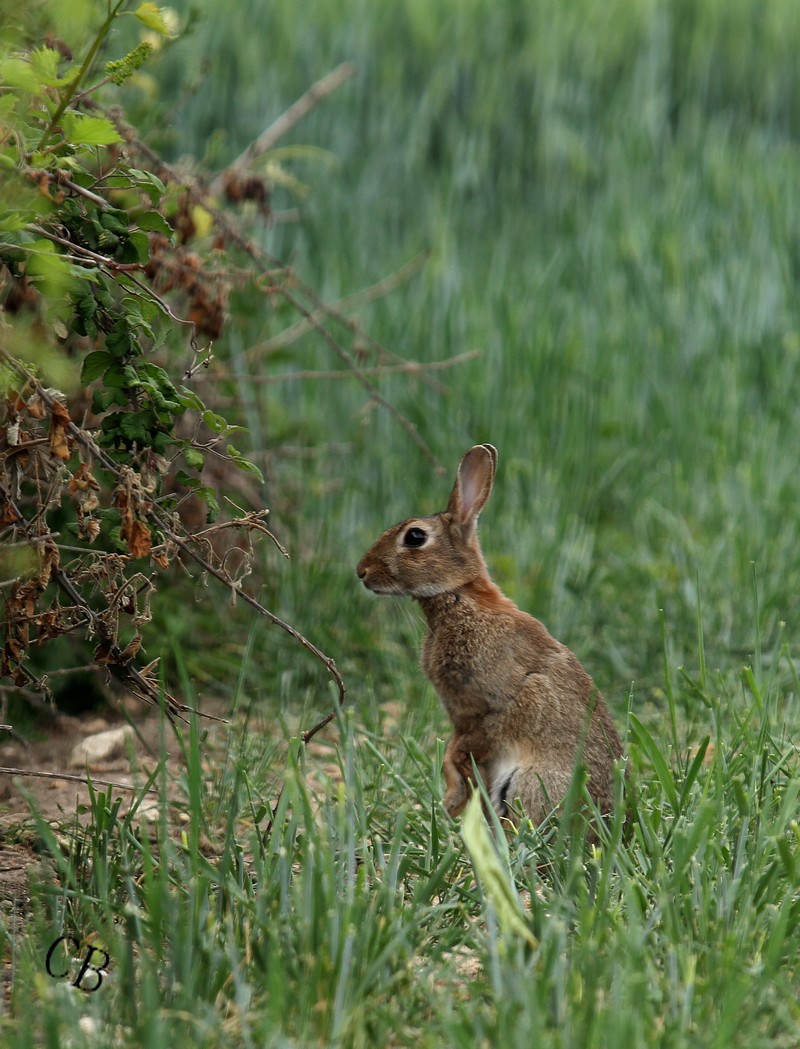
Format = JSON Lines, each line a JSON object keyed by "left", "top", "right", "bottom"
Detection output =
{"left": 442, "top": 734, "right": 483, "bottom": 816}
{"left": 443, "top": 777, "right": 468, "bottom": 816}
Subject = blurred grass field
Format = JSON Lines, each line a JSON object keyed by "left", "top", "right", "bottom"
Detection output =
{"left": 6, "top": 1, "right": 800, "bottom": 1045}
{"left": 142, "top": 0, "right": 800, "bottom": 708}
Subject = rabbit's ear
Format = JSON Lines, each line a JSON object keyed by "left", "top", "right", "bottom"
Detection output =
{"left": 447, "top": 444, "right": 497, "bottom": 534}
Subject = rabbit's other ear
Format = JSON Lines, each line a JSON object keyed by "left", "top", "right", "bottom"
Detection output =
{"left": 446, "top": 444, "right": 497, "bottom": 535}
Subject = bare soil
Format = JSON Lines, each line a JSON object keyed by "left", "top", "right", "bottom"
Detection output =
{"left": 0, "top": 698, "right": 229, "bottom": 940}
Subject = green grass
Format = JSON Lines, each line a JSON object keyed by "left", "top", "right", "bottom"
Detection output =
{"left": 5, "top": 0, "right": 800, "bottom": 1044}
{"left": 4, "top": 637, "right": 800, "bottom": 1047}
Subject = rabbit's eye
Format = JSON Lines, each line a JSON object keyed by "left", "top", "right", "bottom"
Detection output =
{"left": 403, "top": 527, "right": 428, "bottom": 548}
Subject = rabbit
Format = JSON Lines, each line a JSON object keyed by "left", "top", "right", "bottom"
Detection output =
{"left": 357, "top": 443, "right": 623, "bottom": 826}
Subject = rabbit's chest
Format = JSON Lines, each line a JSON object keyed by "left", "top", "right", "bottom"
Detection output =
{"left": 421, "top": 621, "right": 520, "bottom": 720}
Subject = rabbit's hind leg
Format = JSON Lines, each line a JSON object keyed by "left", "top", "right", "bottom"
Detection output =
{"left": 502, "top": 762, "right": 572, "bottom": 828}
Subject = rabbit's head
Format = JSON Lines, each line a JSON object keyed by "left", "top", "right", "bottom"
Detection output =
{"left": 357, "top": 444, "right": 497, "bottom": 598}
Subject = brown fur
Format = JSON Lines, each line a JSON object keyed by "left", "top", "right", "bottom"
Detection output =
{"left": 357, "top": 444, "right": 622, "bottom": 825}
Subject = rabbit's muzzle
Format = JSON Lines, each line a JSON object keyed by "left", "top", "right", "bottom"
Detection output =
{"left": 357, "top": 559, "right": 392, "bottom": 593}
{"left": 357, "top": 552, "right": 410, "bottom": 595}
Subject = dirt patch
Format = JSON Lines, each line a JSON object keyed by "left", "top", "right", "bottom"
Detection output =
{"left": 0, "top": 698, "right": 230, "bottom": 929}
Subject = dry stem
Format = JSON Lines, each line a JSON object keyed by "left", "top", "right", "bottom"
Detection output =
{"left": 0, "top": 765, "right": 160, "bottom": 796}
{"left": 209, "top": 62, "right": 357, "bottom": 195}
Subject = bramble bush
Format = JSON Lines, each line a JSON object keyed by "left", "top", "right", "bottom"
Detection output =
{"left": 0, "top": 1, "right": 355, "bottom": 719}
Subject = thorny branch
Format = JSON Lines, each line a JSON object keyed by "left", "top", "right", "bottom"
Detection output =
{"left": 104, "top": 102, "right": 448, "bottom": 470}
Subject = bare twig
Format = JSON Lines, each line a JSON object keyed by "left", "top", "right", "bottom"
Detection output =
{"left": 301, "top": 710, "right": 337, "bottom": 745}
{"left": 28, "top": 225, "right": 142, "bottom": 271}
{"left": 209, "top": 62, "right": 357, "bottom": 195}
{"left": 0, "top": 765, "right": 160, "bottom": 796}
{"left": 59, "top": 176, "right": 110, "bottom": 209}
{"left": 121, "top": 271, "right": 200, "bottom": 333}
{"left": 271, "top": 281, "right": 445, "bottom": 470}
{"left": 212, "top": 349, "right": 481, "bottom": 386}
{"left": 151, "top": 530, "right": 347, "bottom": 707}
{"left": 247, "top": 251, "right": 429, "bottom": 358}
{"left": 103, "top": 106, "right": 446, "bottom": 469}
{"left": 191, "top": 509, "right": 290, "bottom": 559}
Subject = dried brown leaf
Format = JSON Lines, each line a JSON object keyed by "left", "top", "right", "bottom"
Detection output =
{"left": 93, "top": 639, "right": 115, "bottom": 664}
{"left": 119, "top": 634, "right": 143, "bottom": 663}
{"left": 126, "top": 519, "right": 152, "bottom": 559}
{"left": 26, "top": 392, "right": 47, "bottom": 419}
{"left": 0, "top": 501, "right": 20, "bottom": 527}
{"left": 69, "top": 462, "right": 100, "bottom": 494}
{"left": 37, "top": 541, "right": 60, "bottom": 589}
{"left": 49, "top": 400, "right": 71, "bottom": 460}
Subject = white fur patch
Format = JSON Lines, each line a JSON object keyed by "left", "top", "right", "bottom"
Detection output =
{"left": 487, "top": 750, "right": 523, "bottom": 814}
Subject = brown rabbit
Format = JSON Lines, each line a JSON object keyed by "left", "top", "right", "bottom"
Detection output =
{"left": 357, "top": 444, "right": 622, "bottom": 825}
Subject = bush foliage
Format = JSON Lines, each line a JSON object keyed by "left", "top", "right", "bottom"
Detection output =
{"left": 0, "top": 1, "right": 362, "bottom": 715}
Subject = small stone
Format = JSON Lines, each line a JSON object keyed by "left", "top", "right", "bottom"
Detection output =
{"left": 135, "top": 799, "right": 161, "bottom": 822}
{"left": 69, "top": 726, "right": 135, "bottom": 768}
{"left": 82, "top": 717, "right": 110, "bottom": 734}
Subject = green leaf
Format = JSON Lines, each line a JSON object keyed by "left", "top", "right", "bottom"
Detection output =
{"left": 62, "top": 113, "right": 122, "bottom": 147}
{"left": 777, "top": 836, "right": 796, "bottom": 883}
{"left": 177, "top": 387, "right": 206, "bottom": 412}
{"left": 100, "top": 209, "right": 129, "bottom": 235}
{"left": 121, "top": 295, "right": 159, "bottom": 325}
{"left": 124, "top": 230, "right": 150, "bottom": 265}
{"left": 92, "top": 387, "right": 128, "bottom": 413}
{"left": 152, "top": 431, "right": 170, "bottom": 454}
{"left": 81, "top": 350, "right": 113, "bottom": 384}
{"left": 0, "top": 57, "right": 40, "bottom": 93}
{"left": 105, "top": 328, "right": 135, "bottom": 359}
{"left": 461, "top": 793, "right": 537, "bottom": 948}
{"left": 140, "top": 363, "right": 175, "bottom": 392}
{"left": 202, "top": 410, "right": 229, "bottom": 434}
{"left": 25, "top": 239, "right": 78, "bottom": 295}
{"left": 0, "top": 95, "right": 17, "bottom": 123}
{"left": 30, "top": 47, "right": 75, "bottom": 88}
{"left": 134, "top": 2, "right": 172, "bottom": 35}
{"left": 226, "top": 445, "right": 264, "bottom": 483}
{"left": 194, "top": 484, "right": 220, "bottom": 521}
{"left": 29, "top": 47, "right": 59, "bottom": 84}
{"left": 183, "top": 447, "right": 205, "bottom": 470}
{"left": 118, "top": 411, "right": 152, "bottom": 443}
{"left": 629, "top": 713, "right": 679, "bottom": 814}
{"left": 678, "top": 736, "right": 710, "bottom": 812}
{"left": 129, "top": 169, "right": 166, "bottom": 204}
{"left": 102, "top": 173, "right": 136, "bottom": 190}
{"left": 103, "top": 363, "right": 139, "bottom": 388}
{"left": 135, "top": 210, "right": 172, "bottom": 237}
{"left": 174, "top": 470, "right": 200, "bottom": 489}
